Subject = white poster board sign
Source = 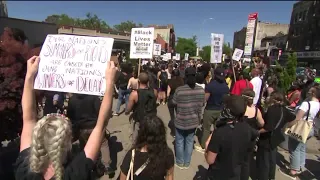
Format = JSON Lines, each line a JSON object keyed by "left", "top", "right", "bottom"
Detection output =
{"left": 184, "top": 53, "right": 189, "bottom": 60}
{"left": 166, "top": 53, "right": 171, "bottom": 60}
{"left": 175, "top": 53, "right": 180, "bottom": 60}
{"left": 130, "top": 27, "right": 154, "bottom": 59}
{"left": 232, "top": 48, "right": 244, "bottom": 61}
{"left": 34, "top": 34, "right": 114, "bottom": 96}
{"left": 210, "top": 33, "right": 224, "bottom": 63}
{"left": 153, "top": 43, "right": 161, "bottom": 56}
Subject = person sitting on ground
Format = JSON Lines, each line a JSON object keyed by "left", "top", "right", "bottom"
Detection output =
{"left": 15, "top": 56, "right": 116, "bottom": 180}
{"left": 125, "top": 72, "right": 157, "bottom": 143}
{"left": 120, "top": 115, "right": 174, "bottom": 180}
{"left": 205, "top": 95, "right": 259, "bottom": 180}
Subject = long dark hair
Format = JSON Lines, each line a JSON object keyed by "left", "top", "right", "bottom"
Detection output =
{"left": 134, "top": 115, "right": 172, "bottom": 177}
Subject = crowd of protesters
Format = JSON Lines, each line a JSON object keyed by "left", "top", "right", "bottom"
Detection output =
{"left": 1, "top": 27, "right": 320, "bottom": 180}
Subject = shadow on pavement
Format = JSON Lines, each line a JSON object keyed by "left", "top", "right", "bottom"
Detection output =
{"left": 193, "top": 165, "right": 207, "bottom": 180}
{"left": 302, "top": 159, "right": 320, "bottom": 179}
{"left": 109, "top": 136, "right": 123, "bottom": 171}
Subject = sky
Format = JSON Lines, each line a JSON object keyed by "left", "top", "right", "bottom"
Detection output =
{"left": 7, "top": 1, "right": 296, "bottom": 47}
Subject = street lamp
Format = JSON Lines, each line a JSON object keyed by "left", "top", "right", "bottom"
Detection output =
{"left": 197, "top": 17, "right": 215, "bottom": 56}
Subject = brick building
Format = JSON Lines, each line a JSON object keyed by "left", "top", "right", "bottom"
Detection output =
{"left": 148, "top": 24, "right": 175, "bottom": 54}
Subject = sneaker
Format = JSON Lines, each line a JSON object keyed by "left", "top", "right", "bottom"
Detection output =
{"left": 285, "top": 165, "right": 302, "bottom": 174}
{"left": 183, "top": 164, "right": 190, "bottom": 170}
{"left": 112, "top": 113, "right": 119, "bottom": 116}
{"left": 194, "top": 144, "right": 205, "bottom": 154}
{"left": 279, "top": 168, "right": 297, "bottom": 180}
{"left": 105, "top": 166, "right": 115, "bottom": 175}
{"left": 175, "top": 163, "right": 184, "bottom": 170}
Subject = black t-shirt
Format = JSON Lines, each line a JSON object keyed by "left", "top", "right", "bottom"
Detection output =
{"left": 207, "top": 122, "right": 258, "bottom": 180}
{"left": 15, "top": 148, "right": 94, "bottom": 180}
{"left": 120, "top": 149, "right": 174, "bottom": 180}
{"left": 205, "top": 80, "right": 230, "bottom": 110}
{"left": 258, "top": 104, "right": 296, "bottom": 149}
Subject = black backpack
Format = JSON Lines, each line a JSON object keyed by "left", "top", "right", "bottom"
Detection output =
{"left": 133, "top": 88, "right": 157, "bottom": 122}
{"left": 159, "top": 71, "right": 168, "bottom": 86}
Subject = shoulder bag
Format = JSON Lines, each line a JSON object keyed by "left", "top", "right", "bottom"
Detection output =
{"left": 126, "top": 149, "right": 150, "bottom": 180}
{"left": 284, "top": 102, "right": 313, "bottom": 143}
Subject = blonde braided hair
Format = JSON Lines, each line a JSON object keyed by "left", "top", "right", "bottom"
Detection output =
{"left": 29, "top": 114, "right": 72, "bottom": 180}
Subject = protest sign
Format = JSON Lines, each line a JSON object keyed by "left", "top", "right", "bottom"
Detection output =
{"left": 130, "top": 27, "right": 154, "bottom": 59}
{"left": 184, "top": 53, "right": 189, "bottom": 60}
{"left": 34, "top": 34, "right": 114, "bottom": 96}
{"left": 210, "top": 33, "right": 224, "bottom": 63}
{"left": 176, "top": 53, "right": 180, "bottom": 60}
{"left": 153, "top": 43, "right": 161, "bottom": 56}
{"left": 232, "top": 48, "right": 244, "bottom": 61}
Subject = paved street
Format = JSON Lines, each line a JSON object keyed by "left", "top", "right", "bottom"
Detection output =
{"left": 100, "top": 100, "right": 320, "bottom": 180}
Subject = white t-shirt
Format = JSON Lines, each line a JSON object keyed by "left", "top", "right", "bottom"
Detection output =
{"left": 250, "top": 77, "right": 262, "bottom": 105}
{"left": 196, "top": 83, "right": 205, "bottom": 89}
{"left": 298, "top": 101, "right": 320, "bottom": 121}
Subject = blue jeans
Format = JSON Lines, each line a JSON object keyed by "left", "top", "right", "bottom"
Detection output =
{"left": 115, "top": 88, "right": 130, "bottom": 113}
{"left": 175, "top": 128, "right": 196, "bottom": 166}
{"left": 288, "top": 127, "right": 314, "bottom": 171}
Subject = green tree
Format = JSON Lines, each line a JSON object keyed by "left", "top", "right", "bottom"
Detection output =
{"left": 286, "top": 52, "right": 298, "bottom": 84}
{"left": 200, "top": 45, "right": 211, "bottom": 62}
{"left": 113, "top": 20, "right": 143, "bottom": 32}
{"left": 44, "top": 13, "right": 110, "bottom": 30}
{"left": 175, "top": 37, "right": 197, "bottom": 58}
{"left": 223, "top": 43, "right": 232, "bottom": 57}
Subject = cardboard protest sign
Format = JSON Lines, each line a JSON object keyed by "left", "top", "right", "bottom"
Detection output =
{"left": 210, "top": 33, "right": 224, "bottom": 63}
{"left": 130, "top": 27, "right": 154, "bottom": 59}
{"left": 153, "top": 43, "right": 161, "bottom": 56}
{"left": 232, "top": 48, "right": 244, "bottom": 61}
{"left": 34, "top": 34, "right": 114, "bottom": 96}
{"left": 184, "top": 53, "right": 189, "bottom": 60}
{"left": 176, "top": 53, "right": 180, "bottom": 60}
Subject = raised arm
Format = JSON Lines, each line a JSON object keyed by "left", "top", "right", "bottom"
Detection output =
{"left": 20, "top": 56, "right": 40, "bottom": 152}
{"left": 84, "top": 61, "right": 116, "bottom": 161}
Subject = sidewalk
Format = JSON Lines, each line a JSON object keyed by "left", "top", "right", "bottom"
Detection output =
{"left": 100, "top": 102, "right": 320, "bottom": 180}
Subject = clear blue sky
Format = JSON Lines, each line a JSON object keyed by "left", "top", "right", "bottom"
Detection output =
{"left": 7, "top": 1, "right": 296, "bottom": 47}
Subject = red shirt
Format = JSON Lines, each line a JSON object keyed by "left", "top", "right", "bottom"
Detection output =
{"left": 231, "top": 79, "right": 254, "bottom": 96}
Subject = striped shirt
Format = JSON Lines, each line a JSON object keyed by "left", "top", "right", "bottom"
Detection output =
{"left": 173, "top": 84, "right": 205, "bottom": 130}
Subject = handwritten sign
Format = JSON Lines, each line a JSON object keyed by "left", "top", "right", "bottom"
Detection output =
{"left": 153, "top": 43, "right": 161, "bottom": 56}
{"left": 210, "top": 33, "right": 224, "bottom": 63}
{"left": 130, "top": 27, "right": 154, "bottom": 59}
{"left": 232, "top": 48, "right": 244, "bottom": 61}
{"left": 34, "top": 34, "right": 114, "bottom": 96}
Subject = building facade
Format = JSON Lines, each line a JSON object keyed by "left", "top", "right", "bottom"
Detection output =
{"left": 285, "top": 1, "right": 320, "bottom": 70}
{"left": 0, "top": 0, "right": 8, "bottom": 17}
{"left": 233, "top": 21, "right": 289, "bottom": 51}
{"left": 148, "top": 24, "right": 175, "bottom": 54}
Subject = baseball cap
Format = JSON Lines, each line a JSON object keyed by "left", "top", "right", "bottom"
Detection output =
{"left": 214, "top": 67, "right": 226, "bottom": 81}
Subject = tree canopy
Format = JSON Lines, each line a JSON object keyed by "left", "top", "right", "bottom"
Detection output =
{"left": 45, "top": 14, "right": 143, "bottom": 32}
{"left": 199, "top": 45, "right": 211, "bottom": 62}
{"left": 223, "top": 43, "right": 232, "bottom": 57}
{"left": 175, "top": 37, "right": 197, "bottom": 58}
{"left": 45, "top": 13, "right": 110, "bottom": 30}
{"left": 113, "top": 20, "right": 143, "bottom": 32}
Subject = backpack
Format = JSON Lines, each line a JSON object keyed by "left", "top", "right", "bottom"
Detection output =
{"left": 159, "top": 71, "right": 168, "bottom": 86}
{"left": 133, "top": 88, "right": 157, "bottom": 122}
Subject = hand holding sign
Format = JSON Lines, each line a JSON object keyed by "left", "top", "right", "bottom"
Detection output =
{"left": 26, "top": 56, "right": 40, "bottom": 78}
{"left": 105, "top": 61, "right": 117, "bottom": 86}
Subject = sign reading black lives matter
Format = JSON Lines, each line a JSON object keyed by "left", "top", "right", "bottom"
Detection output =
{"left": 34, "top": 34, "right": 114, "bottom": 96}
{"left": 130, "top": 27, "right": 155, "bottom": 59}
